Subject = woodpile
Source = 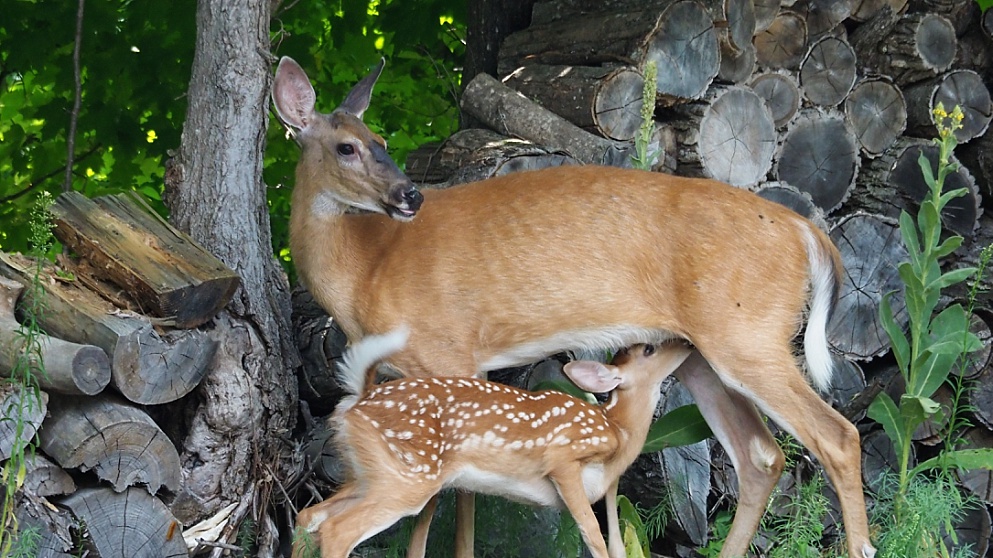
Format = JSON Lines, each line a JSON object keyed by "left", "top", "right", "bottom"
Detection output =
{"left": 0, "top": 192, "right": 240, "bottom": 557}
{"left": 403, "top": 0, "right": 993, "bottom": 553}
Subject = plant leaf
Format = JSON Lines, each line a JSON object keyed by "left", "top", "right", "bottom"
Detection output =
{"left": 880, "top": 292, "right": 910, "bottom": 374}
{"left": 617, "top": 494, "right": 649, "bottom": 557}
{"left": 932, "top": 236, "right": 963, "bottom": 259}
{"left": 900, "top": 394, "right": 941, "bottom": 429}
{"left": 910, "top": 448, "right": 993, "bottom": 478}
{"left": 927, "top": 267, "right": 976, "bottom": 292}
{"left": 867, "top": 393, "right": 905, "bottom": 459}
{"left": 531, "top": 379, "right": 597, "bottom": 404}
{"left": 641, "top": 404, "right": 713, "bottom": 453}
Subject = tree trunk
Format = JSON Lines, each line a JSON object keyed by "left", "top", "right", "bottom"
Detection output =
{"left": 161, "top": 0, "right": 299, "bottom": 553}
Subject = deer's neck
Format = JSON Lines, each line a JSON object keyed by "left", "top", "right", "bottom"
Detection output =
{"left": 289, "top": 183, "right": 374, "bottom": 339}
{"left": 600, "top": 384, "right": 664, "bottom": 477}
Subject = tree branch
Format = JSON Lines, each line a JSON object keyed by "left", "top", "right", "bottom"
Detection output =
{"left": 1, "top": 144, "right": 102, "bottom": 204}
{"left": 64, "top": 0, "right": 86, "bottom": 192}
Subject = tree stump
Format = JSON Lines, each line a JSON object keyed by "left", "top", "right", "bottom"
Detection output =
{"left": 0, "top": 254, "right": 217, "bottom": 405}
{"left": 748, "top": 70, "right": 800, "bottom": 128}
{"left": 904, "top": 69, "right": 993, "bottom": 144}
{"left": 775, "top": 108, "right": 860, "bottom": 213}
{"left": 499, "top": 0, "right": 720, "bottom": 103}
{"left": 60, "top": 486, "right": 189, "bottom": 558}
{"left": 24, "top": 453, "right": 76, "bottom": 497}
{"left": 670, "top": 85, "right": 777, "bottom": 188}
{"left": 0, "top": 383, "right": 47, "bottom": 460}
{"left": 754, "top": 10, "right": 808, "bottom": 70}
{"left": 50, "top": 191, "right": 240, "bottom": 329}
{"left": 502, "top": 64, "right": 645, "bottom": 141}
{"left": 799, "top": 36, "right": 857, "bottom": 107}
{"left": 461, "top": 72, "right": 632, "bottom": 166}
{"left": 39, "top": 394, "right": 181, "bottom": 494}
{"left": 827, "top": 213, "right": 909, "bottom": 360}
{"left": 844, "top": 76, "right": 907, "bottom": 157}
{"left": 0, "top": 275, "right": 110, "bottom": 396}
{"left": 851, "top": 11, "right": 956, "bottom": 86}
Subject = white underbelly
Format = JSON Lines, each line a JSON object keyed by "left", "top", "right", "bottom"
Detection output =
{"left": 449, "top": 464, "right": 610, "bottom": 508}
{"left": 479, "top": 325, "right": 676, "bottom": 371}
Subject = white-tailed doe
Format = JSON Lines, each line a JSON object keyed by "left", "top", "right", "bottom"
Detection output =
{"left": 272, "top": 57, "right": 875, "bottom": 558}
{"left": 293, "top": 329, "right": 693, "bottom": 558}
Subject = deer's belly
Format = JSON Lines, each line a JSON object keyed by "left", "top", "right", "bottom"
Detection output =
{"left": 448, "top": 463, "right": 609, "bottom": 508}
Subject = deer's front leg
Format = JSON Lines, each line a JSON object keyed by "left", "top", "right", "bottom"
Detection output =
{"left": 550, "top": 464, "right": 609, "bottom": 558}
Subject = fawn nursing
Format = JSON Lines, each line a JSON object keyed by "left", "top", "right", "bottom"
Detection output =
{"left": 273, "top": 56, "right": 875, "bottom": 558}
{"left": 293, "top": 329, "right": 693, "bottom": 558}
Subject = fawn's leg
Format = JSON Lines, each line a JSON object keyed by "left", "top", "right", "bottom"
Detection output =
{"left": 316, "top": 484, "right": 437, "bottom": 558}
{"left": 603, "top": 479, "right": 625, "bottom": 558}
{"left": 406, "top": 493, "right": 440, "bottom": 558}
{"left": 454, "top": 490, "right": 475, "bottom": 557}
{"left": 549, "top": 464, "right": 609, "bottom": 558}
{"left": 292, "top": 483, "right": 361, "bottom": 558}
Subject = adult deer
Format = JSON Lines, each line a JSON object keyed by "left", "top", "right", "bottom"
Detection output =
{"left": 272, "top": 57, "right": 875, "bottom": 558}
{"left": 292, "top": 330, "right": 693, "bottom": 558}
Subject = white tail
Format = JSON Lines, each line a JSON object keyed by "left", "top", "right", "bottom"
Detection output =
{"left": 273, "top": 57, "right": 875, "bottom": 558}
{"left": 293, "top": 333, "right": 693, "bottom": 558}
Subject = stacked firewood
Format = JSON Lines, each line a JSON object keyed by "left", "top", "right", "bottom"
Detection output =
{"left": 396, "top": 0, "right": 993, "bottom": 553}
{"left": 0, "top": 191, "right": 239, "bottom": 557}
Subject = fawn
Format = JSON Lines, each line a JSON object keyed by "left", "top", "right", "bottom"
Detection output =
{"left": 292, "top": 328, "right": 693, "bottom": 558}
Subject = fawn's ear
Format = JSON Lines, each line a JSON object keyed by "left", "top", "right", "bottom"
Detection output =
{"left": 562, "top": 361, "right": 622, "bottom": 393}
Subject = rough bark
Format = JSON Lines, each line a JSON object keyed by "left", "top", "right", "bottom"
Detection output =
{"left": 851, "top": 10, "right": 957, "bottom": 86}
{"left": 161, "top": 0, "right": 299, "bottom": 552}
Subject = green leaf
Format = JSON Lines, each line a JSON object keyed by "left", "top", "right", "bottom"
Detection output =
{"left": 641, "top": 404, "right": 713, "bottom": 453}
{"left": 918, "top": 201, "right": 941, "bottom": 251}
{"left": 909, "top": 448, "right": 993, "bottom": 478}
{"left": 928, "top": 267, "right": 977, "bottom": 292}
{"left": 899, "top": 394, "right": 941, "bottom": 429}
{"left": 932, "top": 236, "right": 963, "bottom": 259}
{"left": 898, "top": 210, "right": 922, "bottom": 265}
{"left": 880, "top": 292, "right": 910, "bottom": 374}
{"left": 868, "top": 393, "right": 906, "bottom": 458}
{"left": 617, "top": 495, "right": 649, "bottom": 557}
{"left": 917, "top": 151, "right": 937, "bottom": 187}
{"left": 530, "top": 380, "right": 597, "bottom": 404}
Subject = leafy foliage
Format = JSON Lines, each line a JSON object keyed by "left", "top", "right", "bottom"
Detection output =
{"left": 1, "top": 0, "right": 464, "bottom": 276}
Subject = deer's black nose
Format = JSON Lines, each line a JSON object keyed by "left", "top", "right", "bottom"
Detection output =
{"left": 401, "top": 185, "right": 423, "bottom": 211}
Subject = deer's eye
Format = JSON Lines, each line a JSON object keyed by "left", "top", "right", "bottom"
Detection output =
{"left": 337, "top": 143, "right": 356, "bottom": 156}
{"left": 642, "top": 344, "right": 656, "bottom": 357}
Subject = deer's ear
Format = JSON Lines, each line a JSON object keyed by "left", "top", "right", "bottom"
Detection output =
{"left": 338, "top": 58, "right": 385, "bottom": 119}
{"left": 273, "top": 56, "right": 317, "bottom": 132}
{"left": 562, "top": 361, "right": 622, "bottom": 393}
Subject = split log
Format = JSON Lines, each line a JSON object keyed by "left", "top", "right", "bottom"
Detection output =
{"left": 39, "top": 394, "right": 181, "bottom": 494}
{"left": 669, "top": 85, "right": 777, "bottom": 188}
{"left": 60, "top": 486, "right": 189, "bottom": 558}
{"left": 799, "top": 36, "right": 857, "bottom": 107}
{"left": 0, "top": 383, "right": 47, "bottom": 460}
{"left": 754, "top": 10, "right": 808, "bottom": 70}
{"left": 844, "top": 76, "right": 907, "bottom": 157}
{"left": 774, "top": 108, "right": 860, "bottom": 213}
{"left": 699, "top": 0, "right": 755, "bottom": 55}
{"left": 861, "top": 428, "right": 914, "bottom": 494}
{"left": 301, "top": 419, "right": 348, "bottom": 486}
{"left": 24, "top": 453, "right": 76, "bottom": 497}
{"left": 15, "top": 491, "right": 76, "bottom": 558}
{"left": 827, "top": 354, "right": 867, "bottom": 418}
{"left": 461, "top": 72, "right": 632, "bottom": 166}
{"left": 292, "top": 285, "right": 347, "bottom": 416}
{"left": 0, "top": 253, "right": 216, "bottom": 405}
{"left": 958, "top": 129, "right": 993, "bottom": 206}
{"left": 904, "top": 70, "right": 993, "bottom": 144}
{"left": 499, "top": 0, "right": 720, "bottom": 103}
{"left": 851, "top": 11, "right": 956, "bottom": 86}
{"left": 405, "top": 129, "right": 520, "bottom": 185}
{"left": 754, "top": 182, "right": 827, "bottom": 231}
{"left": 827, "top": 213, "right": 909, "bottom": 360}
{"left": 502, "top": 64, "right": 645, "bottom": 141}
{"left": 748, "top": 71, "right": 800, "bottom": 128}
{"left": 848, "top": 137, "right": 982, "bottom": 237}
{"left": 957, "top": 427, "right": 993, "bottom": 505}
{"left": 50, "top": 191, "right": 239, "bottom": 329}
{"left": 908, "top": 0, "right": 982, "bottom": 36}
{"left": 753, "top": 0, "right": 779, "bottom": 32}
{"left": 0, "top": 275, "right": 110, "bottom": 395}
{"left": 958, "top": 306, "right": 993, "bottom": 381}
{"left": 793, "top": 0, "right": 853, "bottom": 41}
{"left": 717, "top": 43, "right": 756, "bottom": 84}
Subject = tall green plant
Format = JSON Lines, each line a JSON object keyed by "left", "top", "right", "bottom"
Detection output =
{"left": 0, "top": 192, "right": 52, "bottom": 556}
{"left": 868, "top": 103, "right": 993, "bottom": 518}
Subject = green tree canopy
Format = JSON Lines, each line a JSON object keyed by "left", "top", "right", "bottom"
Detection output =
{"left": 0, "top": 0, "right": 464, "bottom": 270}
